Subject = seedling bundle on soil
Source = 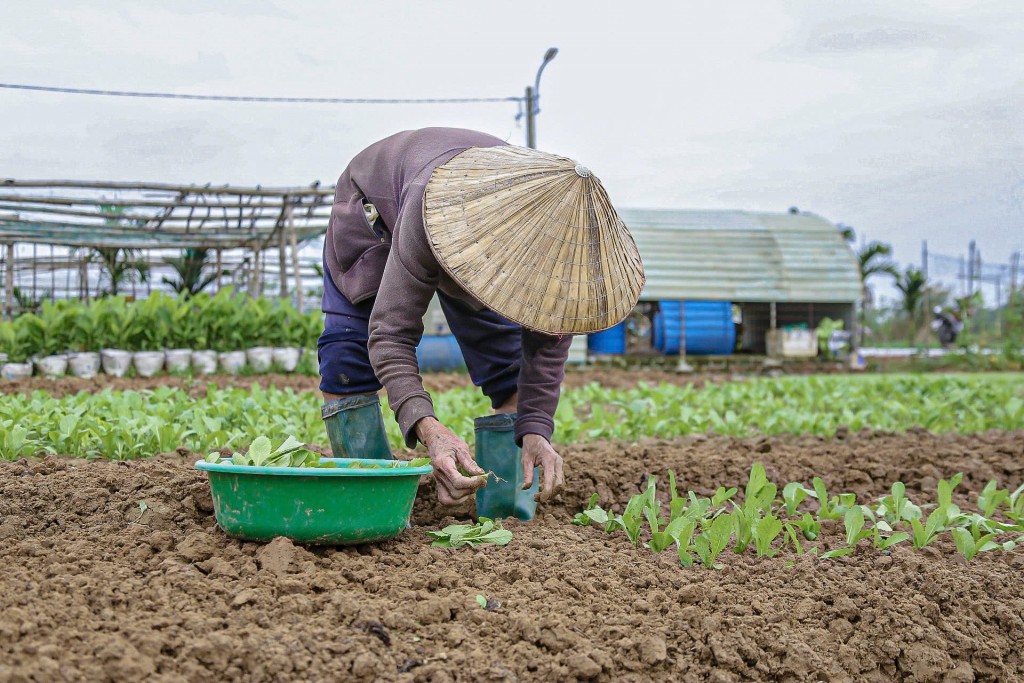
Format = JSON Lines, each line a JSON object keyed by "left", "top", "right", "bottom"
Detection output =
{"left": 426, "top": 518, "right": 513, "bottom": 548}
{"left": 574, "top": 464, "right": 1024, "bottom": 567}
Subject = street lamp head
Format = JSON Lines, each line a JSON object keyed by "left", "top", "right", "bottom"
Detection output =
{"left": 534, "top": 47, "right": 559, "bottom": 94}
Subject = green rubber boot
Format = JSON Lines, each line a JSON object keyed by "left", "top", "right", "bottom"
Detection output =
{"left": 321, "top": 395, "right": 393, "bottom": 460}
{"left": 474, "top": 414, "right": 539, "bottom": 521}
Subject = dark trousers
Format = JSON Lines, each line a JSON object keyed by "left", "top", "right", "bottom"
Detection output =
{"left": 318, "top": 278, "right": 522, "bottom": 410}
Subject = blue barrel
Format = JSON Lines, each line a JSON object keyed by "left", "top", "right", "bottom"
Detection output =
{"left": 655, "top": 301, "right": 735, "bottom": 356}
{"left": 416, "top": 335, "right": 466, "bottom": 371}
{"left": 654, "top": 302, "right": 684, "bottom": 355}
{"left": 587, "top": 321, "right": 627, "bottom": 354}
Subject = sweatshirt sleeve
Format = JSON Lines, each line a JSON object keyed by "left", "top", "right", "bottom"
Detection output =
{"left": 367, "top": 200, "right": 439, "bottom": 448}
{"left": 514, "top": 331, "right": 572, "bottom": 445}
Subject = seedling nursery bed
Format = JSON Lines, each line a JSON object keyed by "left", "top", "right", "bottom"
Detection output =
{"left": 2, "top": 429, "right": 1022, "bottom": 682}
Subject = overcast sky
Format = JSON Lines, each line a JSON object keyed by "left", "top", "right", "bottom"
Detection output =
{"left": 2, "top": 1, "right": 1022, "bottom": 303}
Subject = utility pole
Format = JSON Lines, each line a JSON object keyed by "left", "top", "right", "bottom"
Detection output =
{"left": 967, "top": 240, "right": 976, "bottom": 297}
{"left": 525, "top": 86, "right": 536, "bottom": 149}
{"left": 1011, "top": 252, "right": 1020, "bottom": 299}
{"left": 524, "top": 48, "right": 558, "bottom": 149}
{"left": 922, "top": 240, "right": 930, "bottom": 323}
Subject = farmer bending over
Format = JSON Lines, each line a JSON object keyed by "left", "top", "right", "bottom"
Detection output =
{"left": 318, "top": 127, "right": 644, "bottom": 520}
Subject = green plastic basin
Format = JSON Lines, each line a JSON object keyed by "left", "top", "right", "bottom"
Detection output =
{"left": 194, "top": 458, "right": 433, "bottom": 545}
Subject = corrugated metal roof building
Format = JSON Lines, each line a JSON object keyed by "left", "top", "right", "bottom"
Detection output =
{"left": 619, "top": 208, "right": 860, "bottom": 353}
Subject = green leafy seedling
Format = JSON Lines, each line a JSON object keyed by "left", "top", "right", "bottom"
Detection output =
{"left": 1007, "top": 484, "right": 1024, "bottom": 529}
{"left": 686, "top": 491, "right": 712, "bottom": 522}
{"left": 730, "top": 507, "right": 756, "bottom": 555}
{"left": 650, "top": 515, "right": 696, "bottom": 554}
{"left": 427, "top": 518, "right": 512, "bottom": 549}
{"left": 616, "top": 478, "right": 656, "bottom": 547}
{"left": 812, "top": 477, "right": 839, "bottom": 520}
{"left": 667, "top": 470, "right": 686, "bottom": 520}
{"left": 951, "top": 527, "right": 1000, "bottom": 561}
{"left": 977, "top": 481, "right": 1009, "bottom": 519}
{"left": 693, "top": 512, "right": 732, "bottom": 569}
{"left": 844, "top": 507, "right": 874, "bottom": 548}
{"left": 782, "top": 482, "right": 812, "bottom": 517}
{"left": 795, "top": 512, "right": 820, "bottom": 541}
{"left": 783, "top": 523, "right": 805, "bottom": 554}
{"left": 937, "top": 472, "right": 964, "bottom": 509}
{"left": 876, "top": 481, "right": 917, "bottom": 525}
{"left": 910, "top": 504, "right": 950, "bottom": 550}
{"left": 573, "top": 493, "right": 611, "bottom": 527}
{"left": 675, "top": 520, "right": 700, "bottom": 567}
{"left": 874, "top": 530, "right": 910, "bottom": 551}
{"left": 821, "top": 546, "right": 855, "bottom": 559}
{"left": 743, "top": 464, "right": 777, "bottom": 513}
{"left": 712, "top": 486, "right": 737, "bottom": 508}
{"left": 753, "top": 513, "right": 783, "bottom": 557}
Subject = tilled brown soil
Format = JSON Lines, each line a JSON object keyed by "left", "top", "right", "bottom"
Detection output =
{"left": 2, "top": 430, "right": 1023, "bottom": 682}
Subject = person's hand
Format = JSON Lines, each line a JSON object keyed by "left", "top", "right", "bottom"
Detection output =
{"left": 521, "top": 434, "right": 565, "bottom": 502}
{"left": 415, "top": 417, "right": 486, "bottom": 505}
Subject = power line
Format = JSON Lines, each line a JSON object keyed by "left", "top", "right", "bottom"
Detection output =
{"left": 0, "top": 82, "right": 521, "bottom": 105}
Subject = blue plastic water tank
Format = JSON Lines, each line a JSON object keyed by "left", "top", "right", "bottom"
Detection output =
{"left": 416, "top": 335, "right": 467, "bottom": 371}
{"left": 655, "top": 301, "right": 735, "bottom": 356}
{"left": 587, "top": 321, "right": 627, "bottom": 354}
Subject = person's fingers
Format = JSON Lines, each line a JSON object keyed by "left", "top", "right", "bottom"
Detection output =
{"left": 537, "top": 456, "right": 555, "bottom": 501}
{"left": 435, "top": 481, "right": 474, "bottom": 505}
{"left": 435, "top": 455, "right": 486, "bottom": 495}
{"left": 455, "top": 447, "right": 485, "bottom": 476}
{"left": 521, "top": 448, "right": 536, "bottom": 490}
{"left": 436, "top": 478, "right": 475, "bottom": 503}
{"left": 538, "top": 455, "right": 565, "bottom": 501}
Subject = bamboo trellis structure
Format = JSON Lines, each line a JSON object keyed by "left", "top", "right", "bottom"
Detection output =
{"left": 0, "top": 179, "right": 336, "bottom": 317}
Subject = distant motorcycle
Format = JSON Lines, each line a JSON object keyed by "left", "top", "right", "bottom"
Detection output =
{"left": 930, "top": 307, "right": 963, "bottom": 348}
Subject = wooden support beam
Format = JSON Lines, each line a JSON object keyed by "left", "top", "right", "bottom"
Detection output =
{"left": 4, "top": 242, "right": 14, "bottom": 319}
{"left": 278, "top": 224, "right": 289, "bottom": 298}
{"left": 216, "top": 249, "right": 223, "bottom": 291}
{"left": 79, "top": 255, "right": 89, "bottom": 302}
{"left": 289, "top": 213, "right": 303, "bottom": 312}
{"left": 2, "top": 178, "right": 332, "bottom": 197}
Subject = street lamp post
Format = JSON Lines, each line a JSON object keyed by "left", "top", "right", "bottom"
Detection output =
{"left": 525, "top": 47, "right": 558, "bottom": 149}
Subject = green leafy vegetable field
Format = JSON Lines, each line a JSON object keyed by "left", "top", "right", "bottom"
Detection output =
{"left": 1, "top": 373, "right": 1021, "bottom": 459}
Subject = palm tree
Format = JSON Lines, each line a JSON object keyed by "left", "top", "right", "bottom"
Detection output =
{"left": 91, "top": 247, "right": 150, "bottom": 297}
{"left": 854, "top": 241, "right": 899, "bottom": 345}
{"left": 162, "top": 248, "right": 221, "bottom": 296}
{"left": 857, "top": 242, "right": 899, "bottom": 302}
{"left": 91, "top": 203, "right": 149, "bottom": 297}
{"left": 895, "top": 267, "right": 928, "bottom": 342}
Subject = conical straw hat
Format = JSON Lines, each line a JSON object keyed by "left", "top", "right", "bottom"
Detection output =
{"left": 422, "top": 145, "right": 645, "bottom": 335}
